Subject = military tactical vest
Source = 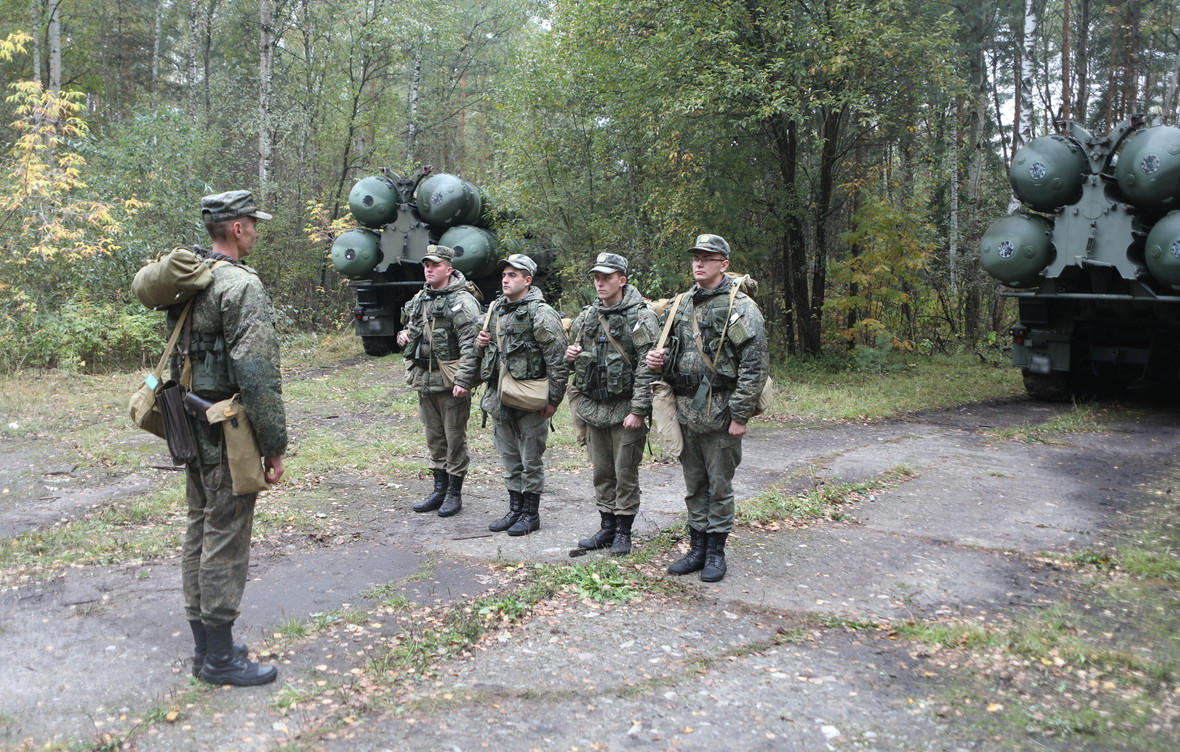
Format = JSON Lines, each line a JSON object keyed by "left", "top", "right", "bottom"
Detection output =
{"left": 406, "top": 287, "right": 472, "bottom": 363}
{"left": 481, "top": 299, "right": 548, "bottom": 382}
{"left": 572, "top": 305, "right": 648, "bottom": 400}
{"left": 669, "top": 292, "right": 757, "bottom": 387}
{"left": 189, "top": 331, "right": 237, "bottom": 395}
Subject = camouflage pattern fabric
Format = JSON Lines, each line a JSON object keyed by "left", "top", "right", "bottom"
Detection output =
{"left": 568, "top": 284, "right": 660, "bottom": 429}
{"left": 657, "top": 275, "right": 769, "bottom": 434}
{"left": 168, "top": 255, "right": 288, "bottom": 456}
{"left": 182, "top": 401, "right": 258, "bottom": 627}
{"left": 454, "top": 285, "right": 568, "bottom": 415}
{"left": 419, "top": 390, "right": 472, "bottom": 477}
{"left": 401, "top": 271, "right": 482, "bottom": 394}
{"left": 169, "top": 251, "right": 286, "bottom": 629}
{"left": 680, "top": 428, "right": 742, "bottom": 533}
{"left": 585, "top": 421, "right": 647, "bottom": 515}
{"left": 491, "top": 407, "right": 551, "bottom": 494}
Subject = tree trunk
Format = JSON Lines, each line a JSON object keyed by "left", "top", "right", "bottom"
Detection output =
{"left": 1075, "top": 0, "right": 1089, "bottom": 123}
{"left": 1124, "top": 1, "right": 1140, "bottom": 119}
{"left": 1062, "top": 0, "right": 1071, "bottom": 121}
{"left": 808, "top": 105, "right": 845, "bottom": 356}
{"left": 1017, "top": 0, "right": 1037, "bottom": 147}
{"left": 406, "top": 49, "right": 422, "bottom": 165}
{"left": 203, "top": 1, "right": 220, "bottom": 118}
{"left": 47, "top": 0, "right": 61, "bottom": 94}
{"left": 260, "top": 0, "right": 273, "bottom": 196}
{"left": 188, "top": 0, "right": 199, "bottom": 119}
{"left": 1164, "top": 47, "right": 1180, "bottom": 125}
{"left": 152, "top": 0, "right": 161, "bottom": 108}
{"left": 948, "top": 109, "right": 959, "bottom": 295}
{"left": 30, "top": 0, "right": 42, "bottom": 87}
{"left": 772, "top": 116, "right": 806, "bottom": 355}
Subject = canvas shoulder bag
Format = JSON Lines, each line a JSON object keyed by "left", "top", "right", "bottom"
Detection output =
{"left": 129, "top": 299, "right": 193, "bottom": 439}
{"left": 650, "top": 292, "right": 687, "bottom": 456}
{"left": 495, "top": 301, "right": 550, "bottom": 412}
{"left": 206, "top": 394, "right": 270, "bottom": 496}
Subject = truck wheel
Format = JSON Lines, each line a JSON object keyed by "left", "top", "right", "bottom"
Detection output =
{"left": 1021, "top": 369, "right": 1073, "bottom": 402}
{"left": 362, "top": 336, "right": 398, "bottom": 357}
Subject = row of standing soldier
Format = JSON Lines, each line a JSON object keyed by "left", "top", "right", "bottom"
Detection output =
{"left": 398, "top": 234, "right": 769, "bottom": 584}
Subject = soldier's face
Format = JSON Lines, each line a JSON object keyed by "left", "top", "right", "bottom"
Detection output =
{"left": 593, "top": 272, "right": 625, "bottom": 305}
{"left": 502, "top": 267, "right": 531, "bottom": 301}
{"left": 691, "top": 252, "right": 729, "bottom": 288}
{"left": 236, "top": 217, "right": 259, "bottom": 257}
{"left": 424, "top": 259, "right": 451, "bottom": 289}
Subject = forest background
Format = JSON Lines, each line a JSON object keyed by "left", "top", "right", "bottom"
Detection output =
{"left": 0, "top": 0, "right": 1178, "bottom": 374}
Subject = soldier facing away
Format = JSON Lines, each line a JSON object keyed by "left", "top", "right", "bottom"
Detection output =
{"left": 171, "top": 190, "right": 287, "bottom": 685}
{"left": 566, "top": 253, "right": 660, "bottom": 555}
{"left": 645, "top": 234, "right": 768, "bottom": 582}
{"left": 453, "top": 254, "right": 568, "bottom": 535}
{"left": 396, "top": 245, "right": 483, "bottom": 517}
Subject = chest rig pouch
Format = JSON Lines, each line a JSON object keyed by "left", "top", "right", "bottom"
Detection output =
{"left": 483, "top": 299, "right": 546, "bottom": 382}
{"left": 412, "top": 292, "right": 464, "bottom": 364}
{"left": 189, "top": 331, "right": 237, "bottom": 395}
{"left": 573, "top": 308, "right": 637, "bottom": 400}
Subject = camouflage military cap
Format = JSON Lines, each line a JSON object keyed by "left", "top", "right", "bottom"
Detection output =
{"left": 689, "top": 233, "right": 730, "bottom": 258}
{"left": 590, "top": 252, "right": 628, "bottom": 275}
{"left": 498, "top": 253, "right": 538, "bottom": 277}
{"left": 201, "top": 190, "right": 273, "bottom": 223}
{"left": 423, "top": 244, "right": 455, "bottom": 264}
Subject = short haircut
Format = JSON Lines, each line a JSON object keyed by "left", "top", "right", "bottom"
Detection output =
{"left": 203, "top": 216, "right": 235, "bottom": 242}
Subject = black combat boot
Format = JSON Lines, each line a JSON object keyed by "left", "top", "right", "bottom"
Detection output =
{"left": 413, "top": 469, "right": 449, "bottom": 513}
{"left": 199, "top": 622, "right": 278, "bottom": 686}
{"left": 489, "top": 490, "right": 524, "bottom": 532}
{"left": 609, "top": 514, "right": 635, "bottom": 556}
{"left": 667, "top": 527, "right": 707, "bottom": 575}
{"left": 700, "top": 531, "right": 729, "bottom": 583}
{"left": 189, "top": 620, "right": 247, "bottom": 678}
{"left": 438, "top": 474, "right": 464, "bottom": 517}
{"left": 577, "top": 512, "right": 616, "bottom": 550}
{"left": 507, "top": 492, "right": 541, "bottom": 536}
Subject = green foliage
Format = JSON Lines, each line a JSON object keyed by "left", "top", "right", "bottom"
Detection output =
{"left": 737, "top": 464, "right": 918, "bottom": 526}
{"left": 0, "top": 295, "right": 164, "bottom": 373}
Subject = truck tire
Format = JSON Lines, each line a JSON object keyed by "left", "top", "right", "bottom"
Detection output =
{"left": 362, "top": 336, "right": 398, "bottom": 357}
{"left": 1021, "top": 369, "right": 1074, "bottom": 402}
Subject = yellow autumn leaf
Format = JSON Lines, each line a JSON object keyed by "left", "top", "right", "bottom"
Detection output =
{"left": 986, "top": 703, "right": 1002, "bottom": 713}
{"left": 165, "top": 711, "right": 179, "bottom": 722}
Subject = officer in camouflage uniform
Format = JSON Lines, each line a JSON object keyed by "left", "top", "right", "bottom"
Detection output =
{"left": 646, "top": 234, "right": 768, "bottom": 583}
{"left": 396, "top": 245, "right": 482, "bottom": 517}
{"left": 566, "top": 253, "right": 659, "bottom": 555}
{"left": 453, "top": 254, "right": 568, "bottom": 536}
{"left": 168, "top": 190, "right": 287, "bottom": 685}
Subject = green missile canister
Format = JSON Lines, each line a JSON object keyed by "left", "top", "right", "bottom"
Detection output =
{"left": 348, "top": 176, "right": 400, "bottom": 228}
{"left": 980, "top": 213, "right": 1054, "bottom": 288}
{"left": 414, "top": 173, "right": 485, "bottom": 228}
{"left": 1145, "top": 211, "right": 1180, "bottom": 289}
{"left": 438, "top": 225, "right": 499, "bottom": 280}
{"left": 1115, "top": 125, "right": 1180, "bottom": 211}
{"left": 331, "top": 228, "right": 382, "bottom": 279}
{"left": 1009, "top": 135, "right": 1087, "bottom": 212}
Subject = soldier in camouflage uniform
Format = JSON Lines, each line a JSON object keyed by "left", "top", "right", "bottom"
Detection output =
{"left": 646, "top": 234, "right": 768, "bottom": 583}
{"left": 453, "top": 254, "right": 568, "bottom": 536}
{"left": 396, "top": 245, "right": 483, "bottom": 517}
{"left": 168, "top": 190, "right": 287, "bottom": 685}
{"left": 566, "top": 253, "right": 659, "bottom": 555}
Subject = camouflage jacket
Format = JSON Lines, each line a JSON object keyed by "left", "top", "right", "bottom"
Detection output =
{"left": 453, "top": 285, "right": 568, "bottom": 414}
{"left": 657, "top": 275, "right": 768, "bottom": 434}
{"left": 400, "top": 271, "right": 482, "bottom": 394}
{"left": 168, "top": 254, "right": 288, "bottom": 456}
{"left": 568, "top": 284, "right": 660, "bottom": 428}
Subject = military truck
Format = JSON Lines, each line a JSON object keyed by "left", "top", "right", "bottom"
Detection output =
{"left": 329, "top": 166, "right": 505, "bottom": 356}
{"left": 981, "top": 115, "right": 1180, "bottom": 400}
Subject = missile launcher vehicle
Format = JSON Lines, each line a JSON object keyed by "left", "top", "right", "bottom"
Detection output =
{"left": 981, "top": 116, "right": 1180, "bottom": 400}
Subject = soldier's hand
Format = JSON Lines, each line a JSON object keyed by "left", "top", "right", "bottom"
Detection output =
{"left": 396, "top": 330, "right": 410, "bottom": 347}
{"left": 646, "top": 348, "right": 666, "bottom": 371}
{"left": 542, "top": 403, "right": 557, "bottom": 420}
{"left": 476, "top": 330, "right": 491, "bottom": 348}
{"left": 727, "top": 420, "right": 747, "bottom": 438}
{"left": 623, "top": 413, "right": 644, "bottom": 430}
{"left": 453, "top": 385, "right": 471, "bottom": 398}
{"left": 565, "top": 344, "right": 583, "bottom": 362}
{"left": 264, "top": 456, "right": 285, "bottom": 484}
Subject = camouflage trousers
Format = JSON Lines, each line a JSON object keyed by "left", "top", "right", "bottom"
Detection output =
{"left": 182, "top": 422, "right": 256, "bottom": 628}
{"left": 680, "top": 428, "right": 743, "bottom": 533}
{"left": 491, "top": 406, "right": 550, "bottom": 494}
{"left": 585, "top": 422, "right": 647, "bottom": 516}
{"left": 418, "top": 390, "right": 472, "bottom": 477}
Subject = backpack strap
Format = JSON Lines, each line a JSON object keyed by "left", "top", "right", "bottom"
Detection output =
{"left": 596, "top": 313, "right": 632, "bottom": 366}
{"left": 655, "top": 293, "right": 686, "bottom": 352}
